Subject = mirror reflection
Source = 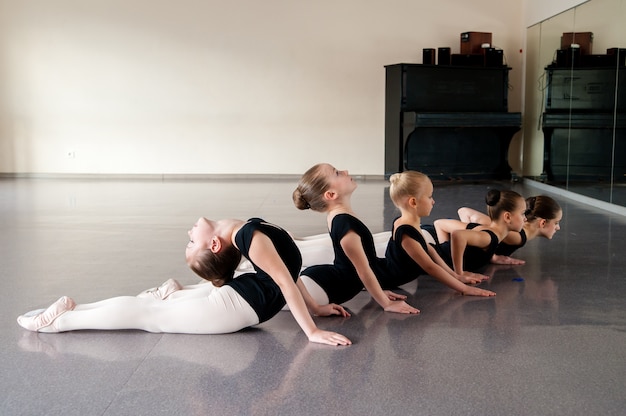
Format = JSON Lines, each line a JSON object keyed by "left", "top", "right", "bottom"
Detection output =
{"left": 525, "top": 0, "right": 626, "bottom": 207}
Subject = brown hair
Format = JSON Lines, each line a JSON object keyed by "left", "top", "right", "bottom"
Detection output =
{"left": 188, "top": 244, "right": 241, "bottom": 287}
{"left": 293, "top": 163, "right": 330, "bottom": 212}
{"left": 485, "top": 189, "right": 524, "bottom": 220}
{"left": 525, "top": 195, "right": 561, "bottom": 222}
{"left": 388, "top": 171, "right": 430, "bottom": 207}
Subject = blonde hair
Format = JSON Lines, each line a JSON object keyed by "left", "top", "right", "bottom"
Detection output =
{"left": 293, "top": 163, "right": 330, "bottom": 212}
{"left": 389, "top": 171, "right": 430, "bottom": 207}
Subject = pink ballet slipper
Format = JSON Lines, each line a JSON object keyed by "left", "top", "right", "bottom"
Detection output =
{"left": 136, "top": 278, "right": 182, "bottom": 300}
{"left": 17, "top": 296, "right": 76, "bottom": 332}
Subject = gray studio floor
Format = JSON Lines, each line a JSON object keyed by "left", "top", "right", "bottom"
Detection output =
{"left": 1, "top": 176, "right": 625, "bottom": 416}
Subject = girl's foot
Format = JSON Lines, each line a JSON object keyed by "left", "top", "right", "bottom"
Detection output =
{"left": 137, "top": 278, "right": 182, "bottom": 300}
{"left": 17, "top": 296, "right": 76, "bottom": 332}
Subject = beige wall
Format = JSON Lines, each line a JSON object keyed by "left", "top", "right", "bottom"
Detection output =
{"left": 524, "top": 0, "right": 588, "bottom": 26}
{"left": 1, "top": 1, "right": 531, "bottom": 175}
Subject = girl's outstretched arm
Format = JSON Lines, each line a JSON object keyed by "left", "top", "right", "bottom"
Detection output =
{"left": 402, "top": 237, "right": 494, "bottom": 296}
{"left": 341, "top": 232, "right": 419, "bottom": 314}
{"left": 248, "top": 233, "right": 351, "bottom": 346}
{"left": 450, "top": 229, "right": 491, "bottom": 276}
{"left": 424, "top": 244, "right": 488, "bottom": 284}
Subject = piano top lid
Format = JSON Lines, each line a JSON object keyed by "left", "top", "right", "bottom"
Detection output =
{"left": 407, "top": 112, "right": 522, "bottom": 128}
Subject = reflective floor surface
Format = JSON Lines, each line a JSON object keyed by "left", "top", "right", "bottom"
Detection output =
{"left": 545, "top": 180, "right": 626, "bottom": 208}
{"left": 1, "top": 177, "right": 625, "bottom": 416}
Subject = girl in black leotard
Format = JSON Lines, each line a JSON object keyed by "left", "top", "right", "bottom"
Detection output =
{"left": 17, "top": 217, "right": 351, "bottom": 346}
{"left": 456, "top": 195, "right": 562, "bottom": 265}
{"left": 430, "top": 189, "right": 527, "bottom": 275}
{"left": 436, "top": 195, "right": 562, "bottom": 265}
{"left": 293, "top": 163, "right": 419, "bottom": 314}
{"left": 384, "top": 171, "right": 495, "bottom": 297}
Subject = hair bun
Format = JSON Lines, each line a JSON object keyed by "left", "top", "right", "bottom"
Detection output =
{"left": 294, "top": 191, "right": 311, "bottom": 210}
{"left": 485, "top": 189, "right": 501, "bottom": 206}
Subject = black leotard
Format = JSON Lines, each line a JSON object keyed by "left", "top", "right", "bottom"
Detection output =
{"left": 496, "top": 229, "right": 527, "bottom": 256}
{"left": 228, "top": 218, "right": 301, "bottom": 323}
{"left": 302, "top": 213, "right": 390, "bottom": 304}
{"left": 467, "top": 223, "right": 527, "bottom": 256}
{"left": 383, "top": 222, "right": 428, "bottom": 287}
{"left": 431, "top": 226, "right": 500, "bottom": 272}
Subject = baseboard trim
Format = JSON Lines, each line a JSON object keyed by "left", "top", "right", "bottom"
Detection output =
{"left": 524, "top": 178, "right": 626, "bottom": 217}
{"left": 0, "top": 172, "right": 386, "bottom": 182}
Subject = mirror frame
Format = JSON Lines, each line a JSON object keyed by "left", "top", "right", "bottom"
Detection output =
{"left": 524, "top": 0, "right": 625, "bottom": 207}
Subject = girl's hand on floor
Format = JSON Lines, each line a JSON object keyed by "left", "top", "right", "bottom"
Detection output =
{"left": 309, "top": 329, "right": 352, "bottom": 346}
{"left": 459, "top": 271, "right": 489, "bottom": 284}
{"left": 461, "top": 286, "right": 496, "bottom": 297}
{"left": 491, "top": 254, "right": 525, "bottom": 265}
{"left": 314, "top": 303, "right": 351, "bottom": 318}
{"left": 383, "top": 290, "right": 407, "bottom": 301}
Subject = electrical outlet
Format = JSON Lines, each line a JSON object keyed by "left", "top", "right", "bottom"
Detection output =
{"left": 66, "top": 150, "right": 75, "bottom": 158}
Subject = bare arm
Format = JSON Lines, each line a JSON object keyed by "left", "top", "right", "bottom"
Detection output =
{"left": 341, "top": 232, "right": 419, "bottom": 314}
{"left": 403, "top": 236, "right": 494, "bottom": 296}
{"left": 249, "top": 233, "right": 351, "bottom": 346}
{"left": 426, "top": 244, "right": 488, "bottom": 284}
{"left": 450, "top": 229, "right": 492, "bottom": 275}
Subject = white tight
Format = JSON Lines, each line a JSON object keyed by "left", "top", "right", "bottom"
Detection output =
{"left": 298, "top": 275, "right": 330, "bottom": 305}
{"left": 52, "top": 284, "right": 259, "bottom": 334}
{"left": 48, "top": 231, "right": 391, "bottom": 333}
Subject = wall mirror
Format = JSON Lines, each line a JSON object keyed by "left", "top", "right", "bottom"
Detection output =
{"left": 524, "top": 0, "right": 626, "bottom": 207}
